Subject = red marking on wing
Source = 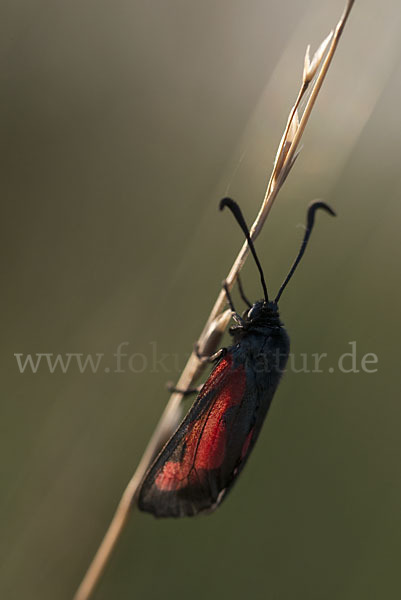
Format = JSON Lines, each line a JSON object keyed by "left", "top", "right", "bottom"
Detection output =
{"left": 154, "top": 461, "right": 185, "bottom": 492}
{"left": 240, "top": 427, "right": 254, "bottom": 460}
{"left": 155, "top": 354, "right": 246, "bottom": 492}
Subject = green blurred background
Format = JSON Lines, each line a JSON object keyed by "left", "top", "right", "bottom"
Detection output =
{"left": 2, "top": 1, "right": 401, "bottom": 598}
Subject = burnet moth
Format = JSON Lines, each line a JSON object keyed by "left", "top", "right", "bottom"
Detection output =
{"left": 138, "top": 198, "right": 335, "bottom": 517}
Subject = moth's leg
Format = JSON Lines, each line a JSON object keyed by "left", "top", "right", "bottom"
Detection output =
{"left": 222, "top": 280, "right": 236, "bottom": 312}
{"left": 223, "top": 280, "right": 245, "bottom": 326}
{"left": 194, "top": 342, "right": 227, "bottom": 364}
{"left": 237, "top": 274, "right": 252, "bottom": 309}
{"left": 166, "top": 381, "right": 203, "bottom": 396}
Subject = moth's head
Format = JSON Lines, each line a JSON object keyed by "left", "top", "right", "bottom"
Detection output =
{"left": 245, "top": 300, "right": 280, "bottom": 326}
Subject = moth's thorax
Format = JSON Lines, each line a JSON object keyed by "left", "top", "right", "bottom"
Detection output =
{"left": 230, "top": 300, "right": 290, "bottom": 376}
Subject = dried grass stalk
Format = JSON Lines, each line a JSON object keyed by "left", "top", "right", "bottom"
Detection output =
{"left": 74, "top": 2, "right": 355, "bottom": 598}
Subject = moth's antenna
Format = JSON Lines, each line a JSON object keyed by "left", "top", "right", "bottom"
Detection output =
{"left": 220, "top": 197, "right": 269, "bottom": 303}
{"left": 275, "top": 201, "right": 336, "bottom": 303}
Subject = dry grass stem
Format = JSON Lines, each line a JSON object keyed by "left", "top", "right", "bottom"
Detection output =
{"left": 73, "top": 2, "right": 355, "bottom": 599}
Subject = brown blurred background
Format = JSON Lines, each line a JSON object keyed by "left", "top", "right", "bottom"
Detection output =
{"left": 2, "top": 1, "right": 401, "bottom": 599}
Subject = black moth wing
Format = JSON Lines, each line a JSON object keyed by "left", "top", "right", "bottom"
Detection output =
{"left": 138, "top": 353, "right": 243, "bottom": 517}
{"left": 138, "top": 329, "right": 288, "bottom": 518}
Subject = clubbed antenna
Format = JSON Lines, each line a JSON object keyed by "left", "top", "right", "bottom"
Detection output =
{"left": 275, "top": 201, "right": 336, "bottom": 303}
{"left": 220, "top": 198, "right": 269, "bottom": 303}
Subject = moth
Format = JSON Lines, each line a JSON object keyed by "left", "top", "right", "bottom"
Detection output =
{"left": 138, "top": 198, "right": 335, "bottom": 517}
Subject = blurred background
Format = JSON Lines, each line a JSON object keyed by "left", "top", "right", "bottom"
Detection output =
{"left": 2, "top": 0, "right": 401, "bottom": 598}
